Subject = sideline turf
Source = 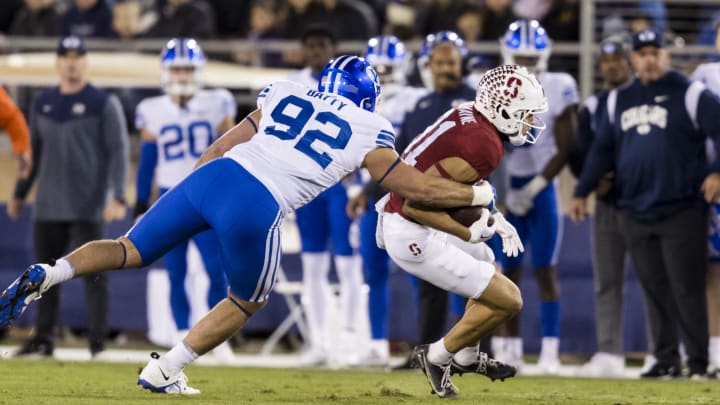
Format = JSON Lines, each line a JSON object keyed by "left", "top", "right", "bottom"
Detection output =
{"left": 0, "top": 360, "right": 716, "bottom": 404}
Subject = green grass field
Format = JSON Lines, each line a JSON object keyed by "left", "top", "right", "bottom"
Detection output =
{"left": 0, "top": 359, "right": 717, "bottom": 405}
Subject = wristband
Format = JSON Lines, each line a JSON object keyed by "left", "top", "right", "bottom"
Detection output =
{"left": 471, "top": 182, "right": 494, "bottom": 206}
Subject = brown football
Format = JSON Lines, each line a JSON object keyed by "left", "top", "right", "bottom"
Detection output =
{"left": 448, "top": 206, "right": 493, "bottom": 227}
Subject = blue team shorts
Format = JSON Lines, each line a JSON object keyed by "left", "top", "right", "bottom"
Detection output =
{"left": 127, "top": 158, "right": 283, "bottom": 302}
{"left": 503, "top": 175, "right": 562, "bottom": 269}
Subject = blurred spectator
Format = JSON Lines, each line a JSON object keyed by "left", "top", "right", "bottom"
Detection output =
{"left": 455, "top": 3, "right": 483, "bottom": 42}
{"left": 540, "top": 0, "right": 579, "bottom": 41}
{"left": 58, "top": 0, "right": 115, "bottom": 38}
{"left": 480, "top": 0, "right": 517, "bottom": 40}
{"left": 282, "top": 0, "right": 377, "bottom": 40}
{"left": 112, "top": 0, "right": 157, "bottom": 40}
{"left": 629, "top": 12, "right": 654, "bottom": 34}
{"left": 414, "top": 0, "right": 468, "bottom": 38}
{"left": 384, "top": 0, "right": 415, "bottom": 40}
{"left": 237, "top": 0, "right": 283, "bottom": 67}
{"left": 8, "top": 0, "right": 57, "bottom": 37}
{"left": 9, "top": 36, "right": 129, "bottom": 359}
{"left": 205, "top": 0, "right": 249, "bottom": 38}
{"left": 146, "top": 0, "right": 216, "bottom": 39}
{"left": 0, "top": 0, "right": 24, "bottom": 34}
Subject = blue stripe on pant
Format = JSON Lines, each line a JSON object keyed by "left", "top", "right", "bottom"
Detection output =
{"left": 127, "top": 158, "right": 282, "bottom": 302}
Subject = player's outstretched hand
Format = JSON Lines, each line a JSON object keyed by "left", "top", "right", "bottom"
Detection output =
{"left": 468, "top": 208, "right": 497, "bottom": 243}
{"left": 569, "top": 197, "right": 588, "bottom": 223}
{"left": 493, "top": 211, "right": 524, "bottom": 257}
{"left": 505, "top": 189, "right": 533, "bottom": 216}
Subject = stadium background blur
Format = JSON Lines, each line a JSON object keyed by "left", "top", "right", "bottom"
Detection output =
{"left": 0, "top": 0, "right": 719, "bottom": 361}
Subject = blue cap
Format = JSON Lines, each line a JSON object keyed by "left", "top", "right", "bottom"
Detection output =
{"left": 631, "top": 29, "right": 665, "bottom": 51}
{"left": 57, "top": 36, "right": 86, "bottom": 56}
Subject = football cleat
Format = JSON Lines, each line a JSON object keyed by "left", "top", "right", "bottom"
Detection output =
{"left": 412, "top": 344, "right": 458, "bottom": 398}
{"left": 0, "top": 264, "right": 50, "bottom": 327}
{"left": 138, "top": 352, "right": 200, "bottom": 395}
{"left": 450, "top": 351, "right": 517, "bottom": 381}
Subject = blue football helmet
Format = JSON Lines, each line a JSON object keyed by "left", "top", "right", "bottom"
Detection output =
{"left": 161, "top": 38, "right": 206, "bottom": 96}
{"left": 417, "top": 30, "right": 467, "bottom": 88}
{"left": 500, "top": 19, "right": 552, "bottom": 72}
{"left": 319, "top": 55, "right": 381, "bottom": 112}
{"left": 364, "top": 35, "right": 409, "bottom": 85}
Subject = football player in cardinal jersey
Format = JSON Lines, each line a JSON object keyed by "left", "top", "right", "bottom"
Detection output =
{"left": 376, "top": 65, "right": 548, "bottom": 397}
{"left": 134, "top": 38, "right": 235, "bottom": 356}
{"left": 0, "top": 55, "right": 497, "bottom": 394}
{"left": 494, "top": 19, "right": 580, "bottom": 374}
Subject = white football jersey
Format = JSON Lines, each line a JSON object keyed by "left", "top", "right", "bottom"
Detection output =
{"left": 506, "top": 71, "right": 580, "bottom": 177}
{"left": 136, "top": 88, "right": 236, "bottom": 189}
{"left": 692, "top": 62, "right": 720, "bottom": 163}
{"left": 377, "top": 83, "right": 428, "bottom": 133}
{"left": 225, "top": 80, "right": 395, "bottom": 214}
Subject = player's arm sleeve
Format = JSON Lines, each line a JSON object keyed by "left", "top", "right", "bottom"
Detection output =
{"left": 13, "top": 98, "right": 42, "bottom": 200}
{"left": 0, "top": 88, "right": 30, "bottom": 155}
{"left": 692, "top": 85, "right": 720, "bottom": 172}
{"left": 102, "top": 94, "right": 129, "bottom": 203}
{"left": 574, "top": 105, "right": 616, "bottom": 198}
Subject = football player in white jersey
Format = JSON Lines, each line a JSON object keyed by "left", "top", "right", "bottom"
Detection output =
{"left": 353, "top": 35, "right": 428, "bottom": 366}
{"left": 285, "top": 25, "right": 367, "bottom": 366}
{"left": 691, "top": 22, "right": 720, "bottom": 375}
{"left": 0, "top": 55, "right": 498, "bottom": 394}
{"left": 134, "top": 38, "right": 236, "bottom": 355}
{"left": 494, "top": 19, "right": 579, "bottom": 374}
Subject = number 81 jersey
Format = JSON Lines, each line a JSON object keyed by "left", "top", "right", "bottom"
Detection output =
{"left": 225, "top": 80, "right": 396, "bottom": 214}
{"left": 135, "top": 88, "right": 236, "bottom": 189}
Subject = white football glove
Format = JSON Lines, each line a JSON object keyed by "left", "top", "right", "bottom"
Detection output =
{"left": 505, "top": 176, "right": 548, "bottom": 216}
{"left": 493, "top": 211, "right": 524, "bottom": 257}
{"left": 468, "top": 208, "right": 497, "bottom": 243}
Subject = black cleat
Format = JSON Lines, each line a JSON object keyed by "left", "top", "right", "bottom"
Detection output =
{"left": 450, "top": 351, "right": 517, "bottom": 381}
{"left": 412, "top": 344, "right": 458, "bottom": 398}
{"left": 640, "top": 362, "right": 681, "bottom": 379}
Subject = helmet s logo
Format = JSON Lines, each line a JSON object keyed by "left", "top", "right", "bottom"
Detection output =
{"left": 504, "top": 77, "right": 522, "bottom": 99}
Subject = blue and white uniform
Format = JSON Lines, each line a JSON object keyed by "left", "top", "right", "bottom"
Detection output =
{"left": 503, "top": 71, "right": 579, "bottom": 270}
{"left": 691, "top": 62, "right": 720, "bottom": 262}
{"left": 135, "top": 88, "right": 235, "bottom": 330}
{"left": 130, "top": 79, "right": 395, "bottom": 304}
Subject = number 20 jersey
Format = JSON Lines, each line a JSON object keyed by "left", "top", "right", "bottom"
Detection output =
{"left": 135, "top": 88, "right": 236, "bottom": 189}
{"left": 225, "top": 80, "right": 396, "bottom": 214}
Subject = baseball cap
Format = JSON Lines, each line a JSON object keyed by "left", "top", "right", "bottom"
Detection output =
{"left": 631, "top": 29, "right": 665, "bottom": 51}
{"left": 57, "top": 36, "right": 87, "bottom": 56}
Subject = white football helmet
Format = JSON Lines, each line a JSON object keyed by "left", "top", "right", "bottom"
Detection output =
{"left": 160, "top": 38, "right": 206, "bottom": 97}
{"left": 500, "top": 19, "right": 552, "bottom": 73}
{"left": 474, "top": 65, "right": 549, "bottom": 146}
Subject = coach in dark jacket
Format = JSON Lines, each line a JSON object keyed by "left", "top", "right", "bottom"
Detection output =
{"left": 571, "top": 29, "right": 720, "bottom": 378}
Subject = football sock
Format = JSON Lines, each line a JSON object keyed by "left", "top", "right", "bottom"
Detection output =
{"left": 301, "top": 252, "right": 331, "bottom": 350}
{"left": 710, "top": 337, "right": 720, "bottom": 367}
{"left": 453, "top": 345, "right": 479, "bottom": 366}
{"left": 369, "top": 339, "right": 389, "bottom": 357}
{"left": 161, "top": 341, "right": 199, "bottom": 374}
{"left": 540, "top": 301, "right": 560, "bottom": 337}
{"left": 335, "top": 255, "right": 363, "bottom": 331}
{"left": 45, "top": 258, "right": 75, "bottom": 288}
{"left": 428, "top": 338, "right": 453, "bottom": 365}
{"left": 540, "top": 337, "right": 559, "bottom": 360}
{"left": 507, "top": 337, "right": 523, "bottom": 362}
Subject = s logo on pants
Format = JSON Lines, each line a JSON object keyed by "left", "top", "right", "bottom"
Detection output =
{"left": 409, "top": 243, "right": 422, "bottom": 256}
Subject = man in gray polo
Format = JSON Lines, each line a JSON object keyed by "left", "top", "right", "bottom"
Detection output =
{"left": 7, "top": 35, "right": 129, "bottom": 358}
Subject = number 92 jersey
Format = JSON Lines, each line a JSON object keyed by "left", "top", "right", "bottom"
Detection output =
{"left": 135, "top": 88, "right": 236, "bottom": 189}
{"left": 225, "top": 80, "right": 396, "bottom": 214}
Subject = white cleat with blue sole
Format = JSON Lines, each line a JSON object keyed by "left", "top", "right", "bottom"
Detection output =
{"left": 138, "top": 352, "right": 200, "bottom": 395}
